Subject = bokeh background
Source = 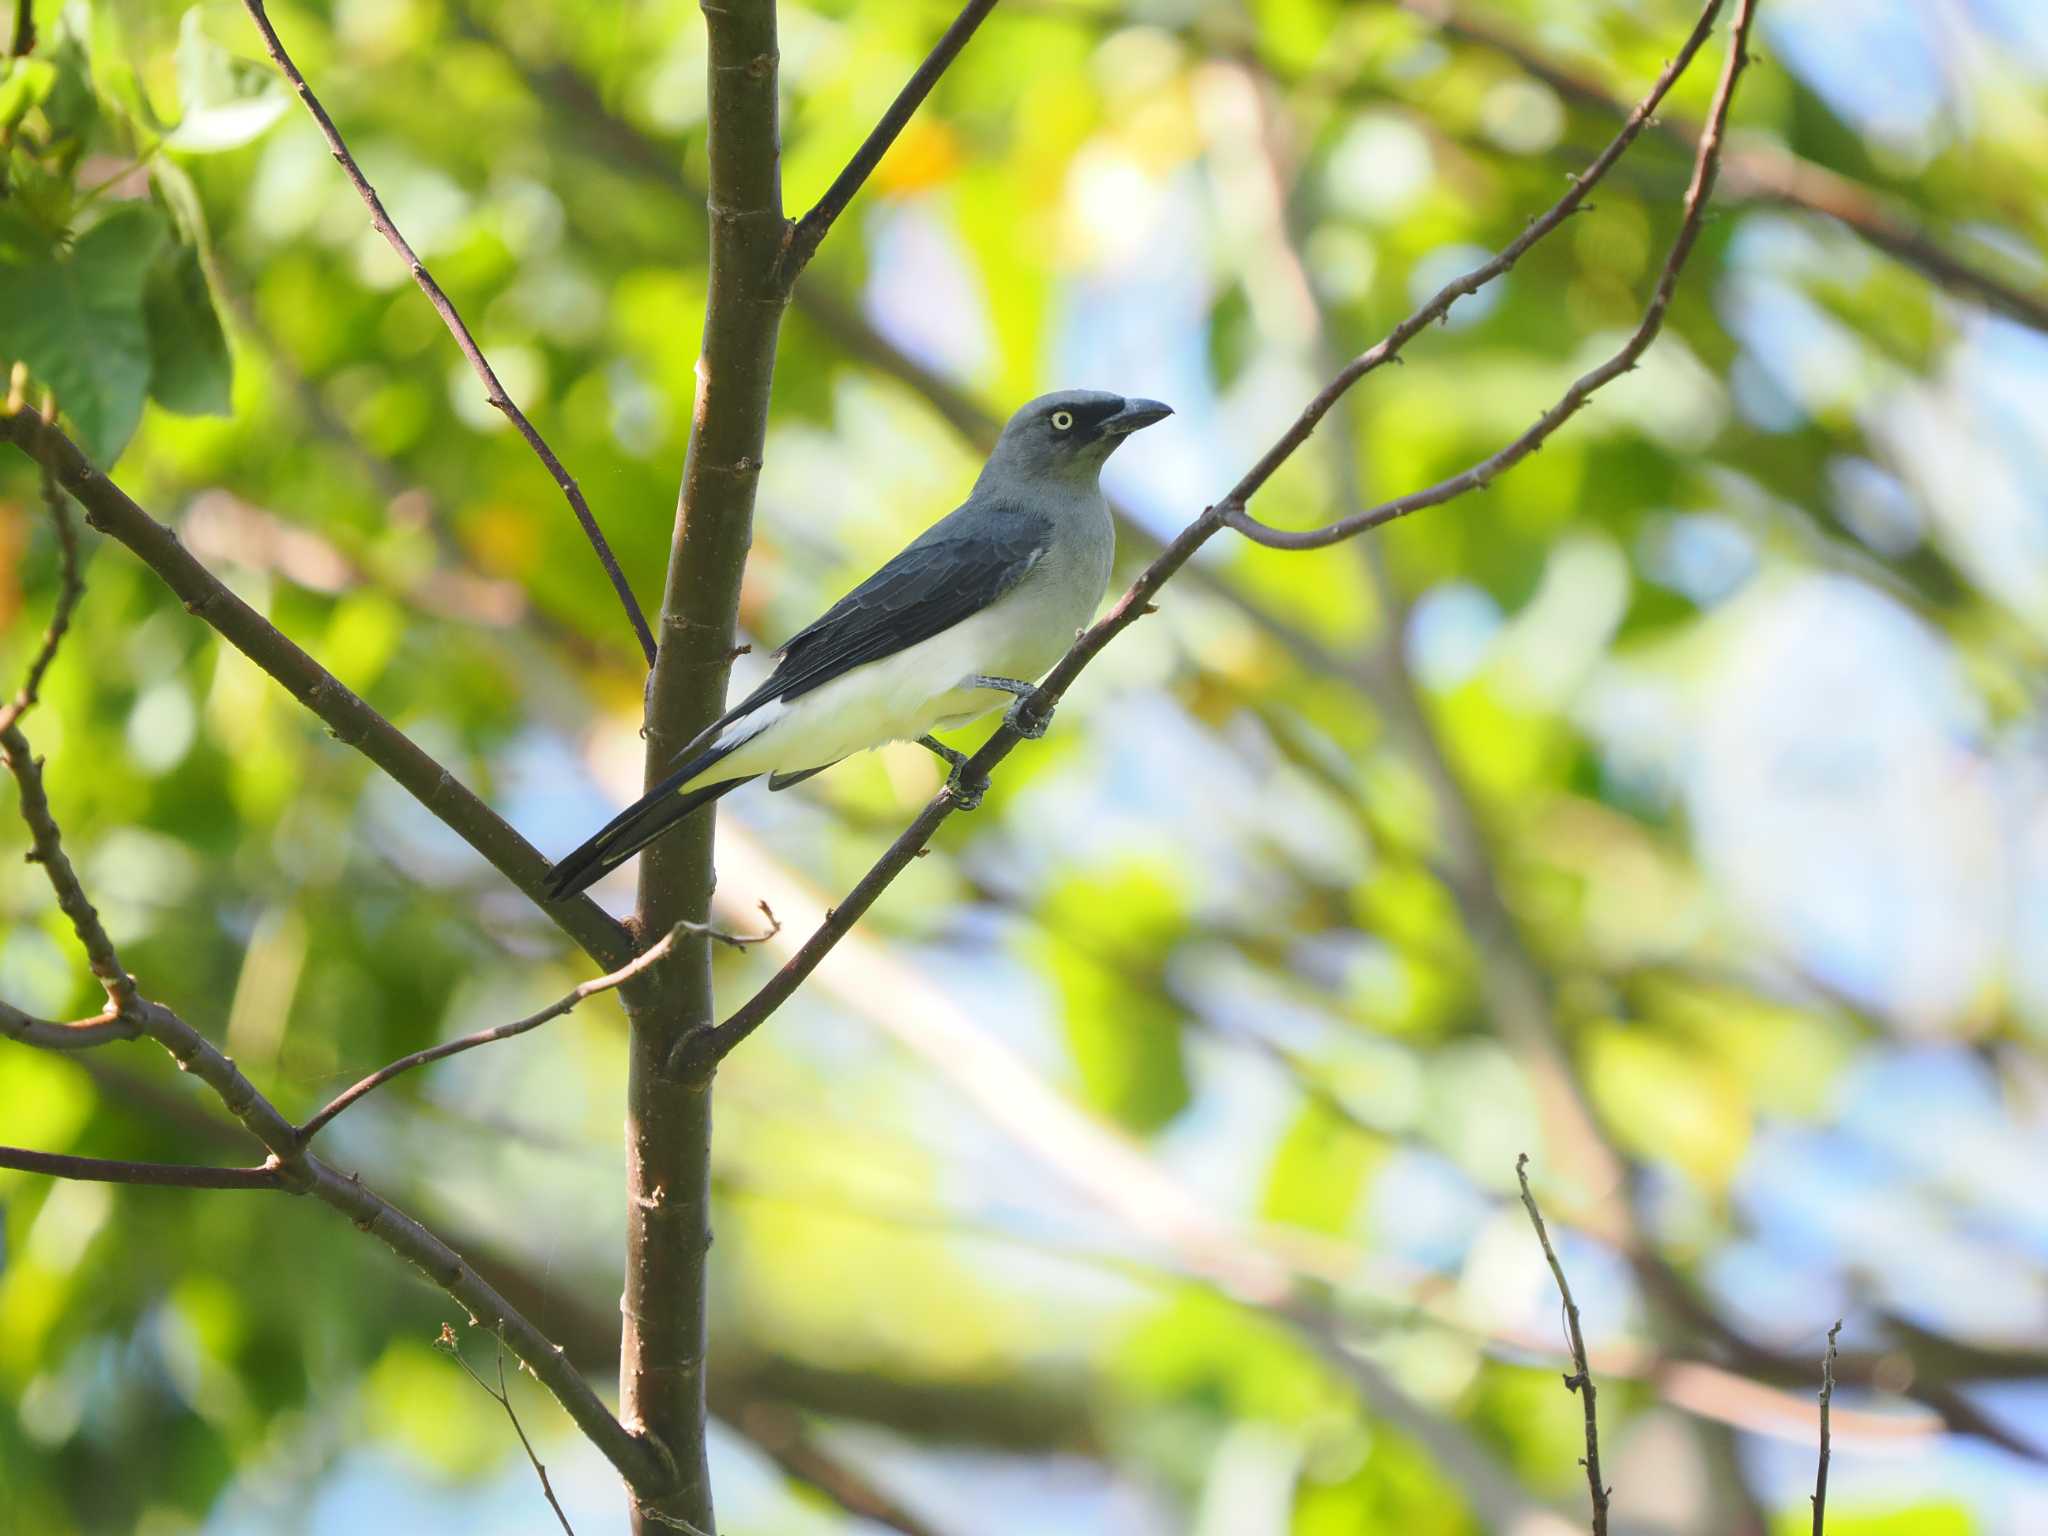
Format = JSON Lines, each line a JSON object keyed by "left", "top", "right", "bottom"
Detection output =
{"left": 4, "top": 0, "right": 2047, "bottom": 1531}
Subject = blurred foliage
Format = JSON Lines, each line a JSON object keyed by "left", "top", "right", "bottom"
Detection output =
{"left": 4, "top": 0, "right": 2047, "bottom": 1532}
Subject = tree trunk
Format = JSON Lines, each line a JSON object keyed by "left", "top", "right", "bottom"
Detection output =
{"left": 622, "top": 2, "right": 786, "bottom": 1531}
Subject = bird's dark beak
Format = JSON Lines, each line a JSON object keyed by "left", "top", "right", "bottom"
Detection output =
{"left": 1102, "top": 398, "right": 1173, "bottom": 435}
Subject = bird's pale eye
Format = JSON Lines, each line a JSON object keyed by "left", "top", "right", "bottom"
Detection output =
{"left": 1051, "top": 410, "right": 1074, "bottom": 432}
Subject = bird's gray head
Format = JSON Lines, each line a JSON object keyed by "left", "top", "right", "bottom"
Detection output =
{"left": 981, "top": 390, "right": 1173, "bottom": 487}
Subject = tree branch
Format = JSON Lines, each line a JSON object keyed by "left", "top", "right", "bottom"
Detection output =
{"left": 445, "top": 3, "right": 1378, "bottom": 706}
{"left": 1724, "top": 150, "right": 2048, "bottom": 334}
{"left": 235, "top": 0, "right": 657, "bottom": 666}
{"left": 0, "top": 1146, "right": 282, "bottom": 1188}
{"left": 1812, "top": 1319, "right": 1842, "bottom": 1533}
{"left": 0, "top": 720, "right": 670, "bottom": 1496}
{"left": 1518, "top": 1154, "right": 1609, "bottom": 1535}
{"left": 675, "top": 0, "right": 1752, "bottom": 1075}
{"left": 1221, "top": 0, "right": 1752, "bottom": 548}
{"left": 0, "top": 1001, "right": 136, "bottom": 1050}
{"left": 0, "top": 408, "right": 634, "bottom": 972}
{"left": 623, "top": 0, "right": 789, "bottom": 1525}
{"left": 776, "top": 0, "right": 1002, "bottom": 286}
{"left": 0, "top": 416, "right": 139, "bottom": 1044}
{"left": 296, "top": 910, "right": 775, "bottom": 1143}
{"left": 15, "top": 999, "right": 674, "bottom": 1495}
{"left": 2, "top": 722, "right": 139, "bottom": 1010}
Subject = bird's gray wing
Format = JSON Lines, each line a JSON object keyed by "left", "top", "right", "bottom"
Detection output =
{"left": 727, "top": 501, "right": 1053, "bottom": 717}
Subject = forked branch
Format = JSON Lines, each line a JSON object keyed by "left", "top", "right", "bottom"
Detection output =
{"left": 675, "top": 0, "right": 1758, "bottom": 1077}
{"left": 1221, "top": 0, "right": 1750, "bottom": 548}
{"left": 3, "top": 703, "right": 668, "bottom": 1494}
{"left": 0, "top": 407, "right": 634, "bottom": 973}
{"left": 778, "top": 0, "right": 1003, "bottom": 286}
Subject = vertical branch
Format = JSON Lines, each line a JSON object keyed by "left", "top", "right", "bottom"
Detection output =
{"left": 1518, "top": 1154, "right": 1609, "bottom": 1535}
{"left": 1812, "top": 1320, "right": 1842, "bottom": 1534}
{"left": 623, "top": 4, "right": 786, "bottom": 1532}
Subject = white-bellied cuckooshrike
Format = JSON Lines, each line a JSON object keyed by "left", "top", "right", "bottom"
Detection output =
{"left": 545, "top": 389, "right": 1172, "bottom": 899}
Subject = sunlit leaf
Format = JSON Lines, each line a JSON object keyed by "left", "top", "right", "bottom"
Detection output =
{"left": 0, "top": 202, "right": 167, "bottom": 463}
{"left": 166, "top": 7, "right": 288, "bottom": 153}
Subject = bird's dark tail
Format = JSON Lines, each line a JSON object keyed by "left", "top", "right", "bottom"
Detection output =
{"left": 545, "top": 745, "right": 755, "bottom": 902}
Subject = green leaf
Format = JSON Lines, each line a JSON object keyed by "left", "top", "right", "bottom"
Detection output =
{"left": 0, "top": 58, "right": 58, "bottom": 133}
{"left": 0, "top": 202, "right": 169, "bottom": 464}
{"left": 1261, "top": 1100, "right": 1380, "bottom": 1235}
{"left": 144, "top": 231, "right": 232, "bottom": 415}
{"left": 42, "top": 11, "right": 100, "bottom": 145}
{"left": 1033, "top": 863, "right": 1192, "bottom": 1134}
{"left": 166, "top": 6, "right": 287, "bottom": 153}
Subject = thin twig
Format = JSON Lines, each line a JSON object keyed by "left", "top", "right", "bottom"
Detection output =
{"left": 1517, "top": 1154, "right": 1609, "bottom": 1535}
{"left": 296, "top": 907, "right": 777, "bottom": 1142}
{"left": 2, "top": 721, "right": 138, "bottom": 1011}
{"left": 1813, "top": 1319, "right": 1842, "bottom": 1534}
{"left": 0, "top": 419, "right": 129, "bottom": 1038}
{"left": 1, "top": 410, "right": 84, "bottom": 737}
{"left": 778, "top": 0, "right": 1002, "bottom": 286}
{"left": 672, "top": 0, "right": 1752, "bottom": 1076}
{"left": 0, "top": 407, "right": 635, "bottom": 973}
{"left": 448, "top": 3, "right": 1379, "bottom": 706}
{"left": 1221, "top": 0, "right": 1753, "bottom": 548}
{"left": 235, "top": 0, "right": 656, "bottom": 666}
{"left": 0, "top": 1145, "right": 283, "bottom": 1188}
{"left": 438, "top": 1324, "right": 578, "bottom": 1536}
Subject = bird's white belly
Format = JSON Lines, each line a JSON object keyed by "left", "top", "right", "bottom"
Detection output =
{"left": 700, "top": 594, "right": 1075, "bottom": 785}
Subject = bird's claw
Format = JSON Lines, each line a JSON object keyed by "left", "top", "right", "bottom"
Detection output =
{"left": 1006, "top": 691, "right": 1051, "bottom": 740}
{"left": 969, "top": 674, "right": 1051, "bottom": 739}
{"left": 945, "top": 763, "right": 989, "bottom": 811}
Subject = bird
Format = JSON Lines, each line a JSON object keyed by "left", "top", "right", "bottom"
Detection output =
{"left": 545, "top": 389, "right": 1173, "bottom": 900}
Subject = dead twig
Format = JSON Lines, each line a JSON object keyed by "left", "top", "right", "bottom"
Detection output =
{"left": 438, "top": 1324, "right": 578, "bottom": 1536}
{"left": 1813, "top": 1319, "right": 1842, "bottom": 1534}
{"left": 1518, "top": 1154, "right": 1609, "bottom": 1535}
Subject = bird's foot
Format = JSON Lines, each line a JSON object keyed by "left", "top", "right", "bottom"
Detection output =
{"left": 920, "top": 734, "right": 987, "bottom": 810}
{"left": 1006, "top": 693, "right": 1051, "bottom": 740}
{"left": 968, "top": 675, "right": 1053, "bottom": 740}
{"left": 945, "top": 764, "right": 988, "bottom": 811}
